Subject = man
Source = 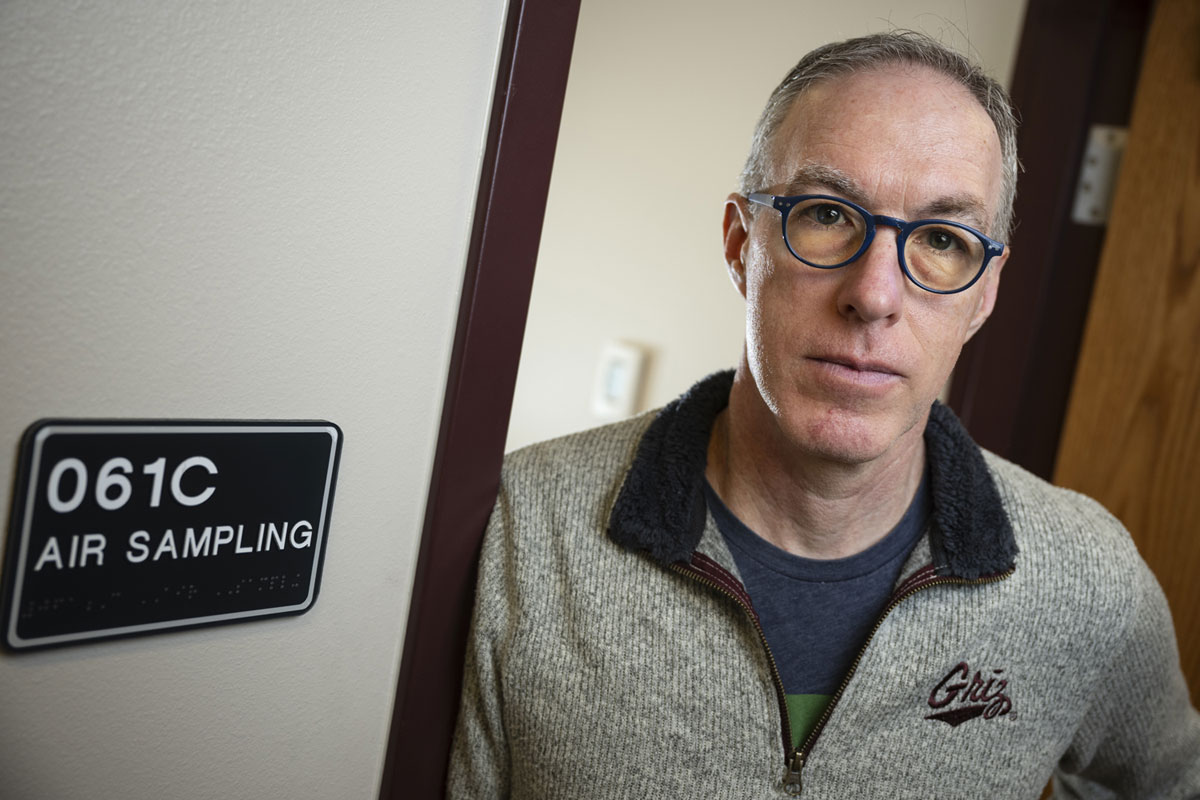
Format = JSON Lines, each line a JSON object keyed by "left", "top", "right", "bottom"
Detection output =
{"left": 449, "top": 32, "right": 1200, "bottom": 798}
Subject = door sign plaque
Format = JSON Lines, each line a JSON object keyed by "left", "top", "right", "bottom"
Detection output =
{"left": 2, "top": 420, "right": 341, "bottom": 651}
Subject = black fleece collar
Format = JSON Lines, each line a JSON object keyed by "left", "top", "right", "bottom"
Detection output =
{"left": 607, "top": 370, "right": 1017, "bottom": 579}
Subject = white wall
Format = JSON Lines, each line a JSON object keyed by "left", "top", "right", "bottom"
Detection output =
{"left": 507, "top": 0, "right": 1028, "bottom": 452}
{"left": 0, "top": 2, "right": 506, "bottom": 798}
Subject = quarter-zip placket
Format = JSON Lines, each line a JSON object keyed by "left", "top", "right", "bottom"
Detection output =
{"left": 672, "top": 556, "right": 1013, "bottom": 797}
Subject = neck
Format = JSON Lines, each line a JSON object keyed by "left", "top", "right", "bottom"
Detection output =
{"left": 705, "top": 365, "right": 927, "bottom": 560}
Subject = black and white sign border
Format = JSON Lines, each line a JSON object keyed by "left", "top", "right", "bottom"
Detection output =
{"left": 2, "top": 420, "right": 341, "bottom": 651}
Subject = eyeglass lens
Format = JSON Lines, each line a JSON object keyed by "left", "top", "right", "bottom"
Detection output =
{"left": 784, "top": 198, "right": 986, "bottom": 292}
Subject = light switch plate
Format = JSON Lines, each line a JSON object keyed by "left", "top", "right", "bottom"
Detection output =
{"left": 592, "top": 342, "right": 646, "bottom": 418}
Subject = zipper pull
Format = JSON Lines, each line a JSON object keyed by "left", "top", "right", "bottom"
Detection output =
{"left": 783, "top": 750, "right": 804, "bottom": 796}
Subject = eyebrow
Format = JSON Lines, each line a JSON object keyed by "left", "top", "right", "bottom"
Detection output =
{"left": 779, "top": 164, "right": 992, "bottom": 233}
{"left": 916, "top": 196, "right": 991, "bottom": 232}
{"left": 780, "top": 164, "right": 868, "bottom": 206}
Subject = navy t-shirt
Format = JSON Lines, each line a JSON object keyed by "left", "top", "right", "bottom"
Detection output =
{"left": 704, "top": 473, "right": 930, "bottom": 749}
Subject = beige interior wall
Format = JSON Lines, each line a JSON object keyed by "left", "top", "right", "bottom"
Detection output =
{"left": 0, "top": 2, "right": 505, "bottom": 798}
{"left": 507, "top": 0, "right": 1028, "bottom": 452}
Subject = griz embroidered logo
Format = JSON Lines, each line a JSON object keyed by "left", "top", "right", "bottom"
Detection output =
{"left": 924, "top": 662, "right": 1013, "bottom": 727}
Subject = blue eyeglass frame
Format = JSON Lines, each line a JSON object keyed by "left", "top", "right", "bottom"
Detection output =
{"left": 746, "top": 192, "right": 1005, "bottom": 295}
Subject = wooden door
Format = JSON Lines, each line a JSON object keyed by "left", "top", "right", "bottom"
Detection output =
{"left": 1055, "top": 0, "right": 1200, "bottom": 699}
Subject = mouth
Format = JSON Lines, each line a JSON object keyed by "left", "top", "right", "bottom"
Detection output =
{"left": 808, "top": 355, "right": 904, "bottom": 389}
{"left": 811, "top": 355, "right": 902, "bottom": 377}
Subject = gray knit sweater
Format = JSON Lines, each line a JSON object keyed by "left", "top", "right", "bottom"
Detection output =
{"left": 448, "top": 372, "right": 1200, "bottom": 798}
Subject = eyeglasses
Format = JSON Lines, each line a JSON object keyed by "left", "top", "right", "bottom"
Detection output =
{"left": 746, "top": 193, "right": 1005, "bottom": 294}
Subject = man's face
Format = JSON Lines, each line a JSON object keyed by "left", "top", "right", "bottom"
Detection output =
{"left": 725, "top": 65, "right": 1008, "bottom": 465}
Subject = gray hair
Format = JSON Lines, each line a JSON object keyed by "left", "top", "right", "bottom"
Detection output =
{"left": 739, "top": 31, "right": 1019, "bottom": 240}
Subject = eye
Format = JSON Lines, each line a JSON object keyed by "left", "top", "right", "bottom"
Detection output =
{"left": 925, "top": 229, "right": 965, "bottom": 251}
{"left": 807, "top": 204, "right": 844, "bottom": 225}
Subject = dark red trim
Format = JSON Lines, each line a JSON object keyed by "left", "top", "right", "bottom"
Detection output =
{"left": 379, "top": 2, "right": 581, "bottom": 798}
{"left": 689, "top": 552, "right": 756, "bottom": 612}
{"left": 892, "top": 564, "right": 938, "bottom": 598}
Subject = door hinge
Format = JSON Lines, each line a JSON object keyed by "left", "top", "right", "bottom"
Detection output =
{"left": 1070, "top": 124, "right": 1128, "bottom": 226}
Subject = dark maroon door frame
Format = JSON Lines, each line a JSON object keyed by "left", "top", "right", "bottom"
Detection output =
{"left": 949, "top": 0, "right": 1151, "bottom": 478}
{"left": 379, "top": 1, "right": 581, "bottom": 798}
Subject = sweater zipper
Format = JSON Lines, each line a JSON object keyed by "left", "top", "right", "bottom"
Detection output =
{"left": 672, "top": 559, "right": 1013, "bottom": 797}
{"left": 669, "top": 562, "right": 795, "bottom": 758}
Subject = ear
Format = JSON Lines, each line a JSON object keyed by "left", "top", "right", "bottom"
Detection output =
{"left": 964, "top": 248, "right": 1008, "bottom": 342}
{"left": 723, "top": 193, "right": 751, "bottom": 298}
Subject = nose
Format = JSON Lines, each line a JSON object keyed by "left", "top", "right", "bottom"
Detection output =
{"left": 835, "top": 227, "right": 905, "bottom": 324}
